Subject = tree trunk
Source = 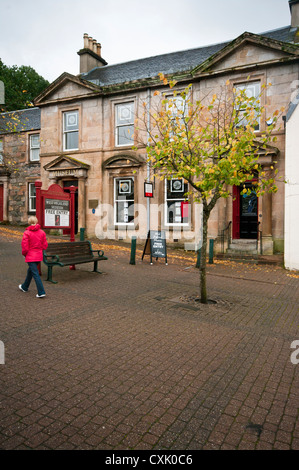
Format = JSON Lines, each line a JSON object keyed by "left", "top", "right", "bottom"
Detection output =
{"left": 200, "top": 209, "right": 209, "bottom": 304}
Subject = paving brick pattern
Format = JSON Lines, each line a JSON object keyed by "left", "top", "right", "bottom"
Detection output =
{"left": 0, "top": 229, "right": 299, "bottom": 450}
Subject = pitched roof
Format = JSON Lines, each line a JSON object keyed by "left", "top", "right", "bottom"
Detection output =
{"left": 0, "top": 107, "right": 40, "bottom": 134}
{"left": 82, "top": 41, "right": 229, "bottom": 87}
{"left": 81, "top": 26, "right": 299, "bottom": 88}
{"left": 261, "top": 25, "right": 298, "bottom": 42}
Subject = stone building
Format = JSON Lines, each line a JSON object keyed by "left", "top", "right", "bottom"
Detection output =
{"left": 2, "top": 1, "right": 299, "bottom": 257}
{"left": 0, "top": 107, "right": 41, "bottom": 223}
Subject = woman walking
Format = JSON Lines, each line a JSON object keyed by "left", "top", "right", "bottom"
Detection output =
{"left": 19, "top": 216, "right": 48, "bottom": 298}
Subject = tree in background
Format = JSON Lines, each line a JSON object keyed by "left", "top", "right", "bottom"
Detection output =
{"left": 0, "top": 59, "right": 49, "bottom": 111}
{"left": 136, "top": 75, "right": 283, "bottom": 303}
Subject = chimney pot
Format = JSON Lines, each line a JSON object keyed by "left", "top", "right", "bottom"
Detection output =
{"left": 97, "top": 43, "right": 102, "bottom": 57}
{"left": 92, "top": 39, "right": 98, "bottom": 53}
{"left": 88, "top": 36, "right": 93, "bottom": 50}
{"left": 83, "top": 33, "right": 89, "bottom": 49}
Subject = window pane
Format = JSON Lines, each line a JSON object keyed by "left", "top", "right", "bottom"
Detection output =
{"left": 236, "top": 82, "right": 260, "bottom": 99}
{"left": 65, "top": 131, "right": 79, "bottom": 150}
{"left": 241, "top": 191, "right": 257, "bottom": 216}
{"left": 29, "top": 184, "right": 36, "bottom": 197}
{"left": 114, "top": 177, "right": 134, "bottom": 224}
{"left": 116, "top": 201, "right": 134, "bottom": 223}
{"left": 30, "top": 134, "right": 40, "bottom": 148}
{"left": 64, "top": 111, "right": 78, "bottom": 131}
{"left": 166, "top": 179, "right": 189, "bottom": 224}
{"left": 235, "top": 81, "right": 260, "bottom": 130}
{"left": 30, "top": 148, "right": 40, "bottom": 161}
{"left": 29, "top": 184, "right": 36, "bottom": 211}
{"left": 116, "top": 178, "right": 134, "bottom": 200}
{"left": 117, "top": 125, "right": 134, "bottom": 146}
{"left": 167, "top": 179, "right": 188, "bottom": 199}
{"left": 167, "top": 96, "right": 186, "bottom": 117}
{"left": 116, "top": 103, "right": 133, "bottom": 125}
{"left": 30, "top": 197, "right": 36, "bottom": 211}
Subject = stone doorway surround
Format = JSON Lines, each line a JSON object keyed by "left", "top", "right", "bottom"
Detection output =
{"left": 0, "top": 173, "right": 9, "bottom": 221}
{"left": 44, "top": 155, "right": 90, "bottom": 231}
{"left": 231, "top": 141, "right": 280, "bottom": 255}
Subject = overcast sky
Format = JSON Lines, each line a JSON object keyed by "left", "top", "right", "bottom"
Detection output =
{"left": 0, "top": 0, "right": 292, "bottom": 83}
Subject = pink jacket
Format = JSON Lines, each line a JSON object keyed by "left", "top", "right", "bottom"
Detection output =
{"left": 21, "top": 224, "right": 48, "bottom": 262}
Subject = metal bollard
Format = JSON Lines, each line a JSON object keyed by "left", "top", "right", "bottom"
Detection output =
{"left": 80, "top": 227, "right": 85, "bottom": 241}
{"left": 209, "top": 239, "right": 214, "bottom": 264}
{"left": 130, "top": 236, "right": 137, "bottom": 265}
{"left": 196, "top": 248, "right": 201, "bottom": 268}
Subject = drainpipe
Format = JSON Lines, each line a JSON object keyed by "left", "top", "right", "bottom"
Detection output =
{"left": 147, "top": 88, "right": 151, "bottom": 234}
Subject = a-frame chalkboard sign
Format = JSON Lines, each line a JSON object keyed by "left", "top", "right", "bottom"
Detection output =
{"left": 142, "top": 230, "right": 168, "bottom": 265}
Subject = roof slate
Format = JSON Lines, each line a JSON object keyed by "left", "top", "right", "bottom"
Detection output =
{"left": 81, "top": 26, "right": 298, "bottom": 88}
{"left": 0, "top": 107, "right": 40, "bottom": 134}
{"left": 82, "top": 41, "right": 229, "bottom": 86}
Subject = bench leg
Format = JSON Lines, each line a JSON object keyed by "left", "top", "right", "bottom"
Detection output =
{"left": 93, "top": 260, "right": 103, "bottom": 274}
{"left": 46, "top": 266, "right": 58, "bottom": 284}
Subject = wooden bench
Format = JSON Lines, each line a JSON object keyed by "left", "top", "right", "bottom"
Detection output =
{"left": 43, "top": 241, "right": 108, "bottom": 283}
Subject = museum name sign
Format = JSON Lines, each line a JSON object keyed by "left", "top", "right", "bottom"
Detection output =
{"left": 52, "top": 169, "right": 81, "bottom": 177}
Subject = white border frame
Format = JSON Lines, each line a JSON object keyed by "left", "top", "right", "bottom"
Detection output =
{"left": 164, "top": 179, "right": 190, "bottom": 227}
{"left": 114, "top": 177, "right": 135, "bottom": 226}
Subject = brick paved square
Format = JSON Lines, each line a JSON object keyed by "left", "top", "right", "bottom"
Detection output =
{"left": 0, "top": 228, "right": 299, "bottom": 450}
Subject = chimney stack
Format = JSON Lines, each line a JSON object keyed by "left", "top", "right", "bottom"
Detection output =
{"left": 289, "top": 0, "right": 299, "bottom": 27}
{"left": 77, "top": 33, "right": 107, "bottom": 74}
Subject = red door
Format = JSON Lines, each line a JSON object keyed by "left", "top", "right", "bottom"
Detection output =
{"left": 0, "top": 185, "right": 3, "bottom": 221}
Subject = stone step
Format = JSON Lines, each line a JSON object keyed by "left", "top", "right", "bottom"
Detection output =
{"left": 227, "top": 239, "right": 258, "bottom": 254}
{"left": 217, "top": 253, "right": 258, "bottom": 262}
{"left": 216, "top": 253, "right": 283, "bottom": 266}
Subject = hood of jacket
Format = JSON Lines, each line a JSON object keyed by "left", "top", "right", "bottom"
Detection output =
{"left": 27, "top": 224, "right": 41, "bottom": 232}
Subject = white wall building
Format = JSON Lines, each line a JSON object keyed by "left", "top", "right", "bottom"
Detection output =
{"left": 285, "top": 97, "right": 299, "bottom": 270}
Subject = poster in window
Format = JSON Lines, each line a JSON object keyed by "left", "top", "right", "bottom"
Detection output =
{"left": 119, "top": 180, "right": 131, "bottom": 194}
{"left": 171, "top": 179, "right": 183, "bottom": 193}
{"left": 45, "top": 199, "right": 70, "bottom": 227}
{"left": 181, "top": 202, "right": 189, "bottom": 219}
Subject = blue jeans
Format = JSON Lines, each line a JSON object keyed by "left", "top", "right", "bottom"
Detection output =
{"left": 22, "top": 262, "right": 46, "bottom": 296}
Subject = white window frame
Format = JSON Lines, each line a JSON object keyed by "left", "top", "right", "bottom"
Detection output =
{"left": 164, "top": 178, "right": 189, "bottom": 226}
{"left": 63, "top": 110, "right": 79, "bottom": 151}
{"left": 114, "top": 177, "right": 135, "bottom": 226}
{"left": 115, "top": 102, "right": 134, "bottom": 147}
{"left": 166, "top": 94, "right": 188, "bottom": 118}
{"left": 165, "top": 92, "right": 189, "bottom": 141}
{"left": 29, "top": 134, "right": 40, "bottom": 162}
{"left": 28, "top": 183, "right": 36, "bottom": 212}
{"left": 235, "top": 81, "right": 261, "bottom": 131}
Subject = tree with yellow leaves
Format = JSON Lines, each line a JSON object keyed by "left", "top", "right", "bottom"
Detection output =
{"left": 136, "top": 75, "right": 283, "bottom": 303}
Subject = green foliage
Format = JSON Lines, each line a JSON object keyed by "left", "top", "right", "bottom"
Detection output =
{"left": 142, "top": 76, "right": 282, "bottom": 210}
{"left": 0, "top": 59, "right": 49, "bottom": 111}
{"left": 136, "top": 75, "right": 284, "bottom": 303}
